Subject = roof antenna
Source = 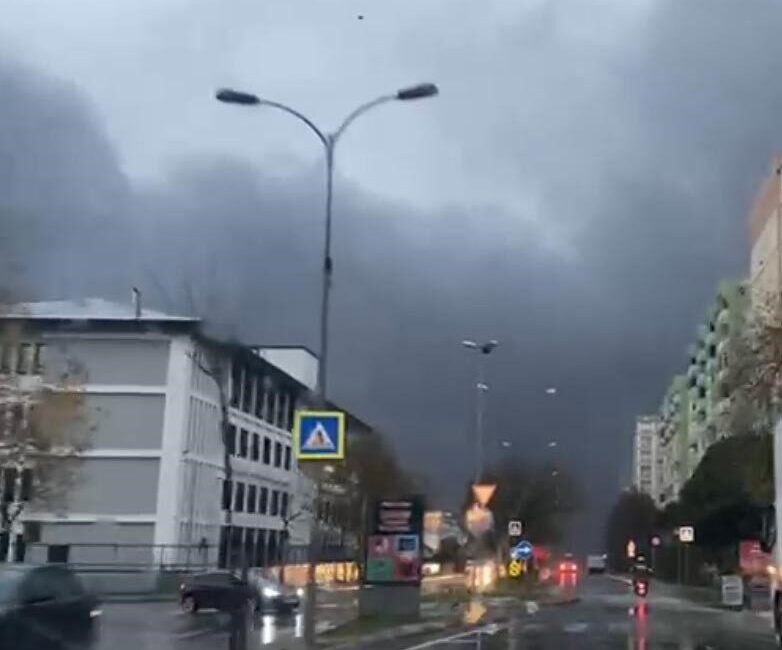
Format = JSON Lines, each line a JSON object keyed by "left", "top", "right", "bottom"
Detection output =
{"left": 132, "top": 287, "right": 141, "bottom": 319}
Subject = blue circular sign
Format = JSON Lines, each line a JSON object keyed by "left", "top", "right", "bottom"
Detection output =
{"left": 511, "top": 540, "right": 533, "bottom": 561}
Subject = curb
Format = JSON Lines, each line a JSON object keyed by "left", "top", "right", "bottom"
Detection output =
{"left": 100, "top": 594, "right": 178, "bottom": 604}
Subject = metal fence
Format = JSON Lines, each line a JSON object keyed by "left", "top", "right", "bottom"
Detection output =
{"left": 21, "top": 542, "right": 218, "bottom": 571}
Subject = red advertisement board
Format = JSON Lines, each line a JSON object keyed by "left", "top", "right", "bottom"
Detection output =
{"left": 739, "top": 540, "right": 771, "bottom": 577}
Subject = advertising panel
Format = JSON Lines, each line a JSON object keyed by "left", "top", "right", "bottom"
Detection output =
{"left": 364, "top": 497, "right": 425, "bottom": 585}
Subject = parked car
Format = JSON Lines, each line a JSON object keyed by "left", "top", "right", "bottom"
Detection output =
{"left": 180, "top": 570, "right": 300, "bottom": 615}
{"left": 0, "top": 564, "right": 101, "bottom": 650}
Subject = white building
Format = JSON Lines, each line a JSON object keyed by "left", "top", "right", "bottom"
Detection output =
{"left": 0, "top": 299, "right": 320, "bottom": 569}
{"left": 633, "top": 415, "right": 660, "bottom": 500}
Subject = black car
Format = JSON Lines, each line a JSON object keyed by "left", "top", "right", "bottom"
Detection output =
{"left": 180, "top": 570, "right": 300, "bottom": 614}
{"left": 0, "top": 564, "right": 101, "bottom": 650}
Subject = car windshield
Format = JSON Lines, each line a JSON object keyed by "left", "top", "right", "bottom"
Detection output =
{"left": 5, "top": 2, "right": 782, "bottom": 648}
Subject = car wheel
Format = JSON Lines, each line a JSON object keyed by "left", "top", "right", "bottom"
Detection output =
{"left": 181, "top": 595, "right": 198, "bottom": 614}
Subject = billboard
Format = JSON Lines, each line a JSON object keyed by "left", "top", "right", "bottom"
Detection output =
{"left": 365, "top": 497, "right": 425, "bottom": 585}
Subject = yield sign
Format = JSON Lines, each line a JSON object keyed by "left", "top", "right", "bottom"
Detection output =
{"left": 472, "top": 483, "right": 496, "bottom": 507}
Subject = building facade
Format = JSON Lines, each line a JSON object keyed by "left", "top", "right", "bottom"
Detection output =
{"left": 633, "top": 416, "right": 659, "bottom": 499}
{"left": 0, "top": 299, "right": 316, "bottom": 568}
{"left": 749, "top": 157, "right": 782, "bottom": 302}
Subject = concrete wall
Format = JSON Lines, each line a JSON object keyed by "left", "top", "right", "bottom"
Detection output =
{"left": 86, "top": 394, "right": 166, "bottom": 449}
{"left": 66, "top": 459, "right": 160, "bottom": 515}
{"left": 44, "top": 336, "right": 171, "bottom": 387}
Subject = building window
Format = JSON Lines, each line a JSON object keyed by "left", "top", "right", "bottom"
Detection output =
{"left": 271, "top": 490, "right": 279, "bottom": 516}
{"left": 221, "top": 480, "right": 233, "bottom": 511}
{"left": 279, "top": 393, "right": 289, "bottom": 430}
{"left": 287, "top": 398, "right": 296, "bottom": 433}
{"left": 239, "top": 429, "right": 249, "bottom": 458}
{"left": 231, "top": 365, "right": 242, "bottom": 407}
{"left": 255, "top": 378, "right": 266, "bottom": 420}
{"left": 274, "top": 442, "right": 282, "bottom": 468}
{"left": 227, "top": 425, "right": 237, "bottom": 455}
{"left": 242, "top": 372, "right": 254, "bottom": 413}
{"left": 281, "top": 492, "right": 289, "bottom": 518}
{"left": 234, "top": 482, "right": 245, "bottom": 513}
{"left": 284, "top": 446, "right": 291, "bottom": 471}
{"left": 0, "top": 346, "right": 11, "bottom": 373}
{"left": 259, "top": 487, "right": 269, "bottom": 514}
{"left": 263, "top": 437, "right": 271, "bottom": 465}
{"left": 251, "top": 434, "right": 260, "bottom": 461}
{"left": 247, "top": 485, "right": 257, "bottom": 514}
{"left": 16, "top": 344, "right": 31, "bottom": 375}
{"left": 32, "top": 344, "right": 44, "bottom": 374}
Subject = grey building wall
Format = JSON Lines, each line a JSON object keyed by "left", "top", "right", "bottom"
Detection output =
{"left": 44, "top": 336, "right": 171, "bottom": 386}
{"left": 66, "top": 459, "right": 160, "bottom": 514}
{"left": 86, "top": 394, "right": 166, "bottom": 449}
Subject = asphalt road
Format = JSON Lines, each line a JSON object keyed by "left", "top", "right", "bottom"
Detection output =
{"left": 96, "top": 586, "right": 357, "bottom": 650}
{"left": 382, "top": 575, "right": 779, "bottom": 650}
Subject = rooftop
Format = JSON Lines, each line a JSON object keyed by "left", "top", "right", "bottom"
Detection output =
{"left": 1, "top": 298, "right": 198, "bottom": 323}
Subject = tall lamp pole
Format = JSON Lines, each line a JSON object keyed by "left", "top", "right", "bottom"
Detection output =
{"left": 216, "top": 83, "right": 438, "bottom": 404}
{"left": 462, "top": 340, "right": 498, "bottom": 483}
{"left": 216, "top": 83, "right": 438, "bottom": 648}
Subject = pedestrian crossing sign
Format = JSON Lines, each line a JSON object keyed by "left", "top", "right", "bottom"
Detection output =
{"left": 294, "top": 411, "right": 346, "bottom": 460}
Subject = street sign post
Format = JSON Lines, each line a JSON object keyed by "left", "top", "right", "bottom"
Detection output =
{"left": 294, "top": 411, "right": 346, "bottom": 460}
{"left": 511, "top": 540, "right": 533, "bottom": 562}
{"left": 508, "top": 560, "right": 522, "bottom": 578}
{"left": 508, "top": 520, "right": 522, "bottom": 537}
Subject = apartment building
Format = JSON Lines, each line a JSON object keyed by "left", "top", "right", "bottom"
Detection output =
{"left": 657, "top": 376, "right": 689, "bottom": 506}
{"left": 749, "top": 156, "right": 782, "bottom": 302}
{"left": 0, "top": 299, "right": 320, "bottom": 568}
{"left": 632, "top": 416, "right": 659, "bottom": 499}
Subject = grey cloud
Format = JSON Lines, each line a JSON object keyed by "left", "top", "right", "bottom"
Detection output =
{"left": 5, "top": 0, "right": 782, "bottom": 549}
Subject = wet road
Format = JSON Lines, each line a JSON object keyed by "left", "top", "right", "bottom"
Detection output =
{"left": 384, "top": 576, "right": 778, "bottom": 650}
{"left": 96, "top": 586, "right": 357, "bottom": 650}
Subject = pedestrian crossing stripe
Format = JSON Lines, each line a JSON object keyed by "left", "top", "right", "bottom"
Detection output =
{"left": 294, "top": 410, "right": 345, "bottom": 460}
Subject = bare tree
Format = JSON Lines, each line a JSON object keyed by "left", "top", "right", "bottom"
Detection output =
{"left": 720, "top": 290, "right": 782, "bottom": 434}
{"left": 189, "top": 341, "right": 235, "bottom": 565}
{"left": 0, "top": 318, "right": 90, "bottom": 561}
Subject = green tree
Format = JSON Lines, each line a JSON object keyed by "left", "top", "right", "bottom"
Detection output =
{"left": 604, "top": 489, "right": 658, "bottom": 571}
{"left": 678, "top": 434, "right": 772, "bottom": 548}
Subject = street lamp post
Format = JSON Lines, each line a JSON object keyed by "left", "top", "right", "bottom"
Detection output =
{"left": 216, "top": 83, "right": 438, "bottom": 405}
{"left": 462, "top": 340, "right": 498, "bottom": 483}
{"left": 217, "top": 83, "right": 438, "bottom": 648}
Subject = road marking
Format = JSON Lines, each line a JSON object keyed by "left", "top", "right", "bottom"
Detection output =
{"left": 563, "top": 622, "right": 588, "bottom": 633}
{"left": 525, "top": 600, "right": 540, "bottom": 614}
{"left": 402, "top": 624, "right": 507, "bottom": 649}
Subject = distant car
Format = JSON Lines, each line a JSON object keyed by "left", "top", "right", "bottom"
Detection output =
{"left": 180, "top": 570, "right": 300, "bottom": 615}
{"left": 557, "top": 554, "right": 579, "bottom": 576}
{"left": 0, "top": 564, "right": 101, "bottom": 650}
{"left": 586, "top": 554, "right": 607, "bottom": 575}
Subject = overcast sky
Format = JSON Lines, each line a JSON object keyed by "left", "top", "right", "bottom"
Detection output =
{"left": 3, "top": 0, "right": 782, "bottom": 548}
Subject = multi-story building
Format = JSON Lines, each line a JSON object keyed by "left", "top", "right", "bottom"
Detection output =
{"left": 0, "top": 298, "right": 363, "bottom": 570}
{"left": 749, "top": 157, "right": 782, "bottom": 302}
{"left": 633, "top": 416, "right": 659, "bottom": 498}
{"left": 657, "top": 376, "right": 689, "bottom": 506}
{"left": 683, "top": 281, "right": 748, "bottom": 467}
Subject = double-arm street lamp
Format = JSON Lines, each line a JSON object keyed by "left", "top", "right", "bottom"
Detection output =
{"left": 216, "top": 83, "right": 438, "bottom": 405}
{"left": 217, "top": 82, "right": 438, "bottom": 648}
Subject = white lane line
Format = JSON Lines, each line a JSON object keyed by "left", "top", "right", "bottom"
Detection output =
{"left": 563, "top": 622, "right": 588, "bottom": 633}
{"left": 402, "top": 624, "right": 507, "bottom": 649}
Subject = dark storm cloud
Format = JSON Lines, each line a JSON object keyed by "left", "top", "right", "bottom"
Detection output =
{"left": 4, "top": 0, "right": 782, "bottom": 548}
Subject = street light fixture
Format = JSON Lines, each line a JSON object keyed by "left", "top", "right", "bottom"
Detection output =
{"left": 216, "top": 82, "right": 438, "bottom": 405}
{"left": 217, "top": 82, "right": 438, "bottom": 649}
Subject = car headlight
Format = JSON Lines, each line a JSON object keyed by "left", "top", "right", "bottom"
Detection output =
{"left": 262, "top": 587, "right": 281, "bottom": 598}
{"left": 296, "top": 587, "right": 305, "bottom": 597}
